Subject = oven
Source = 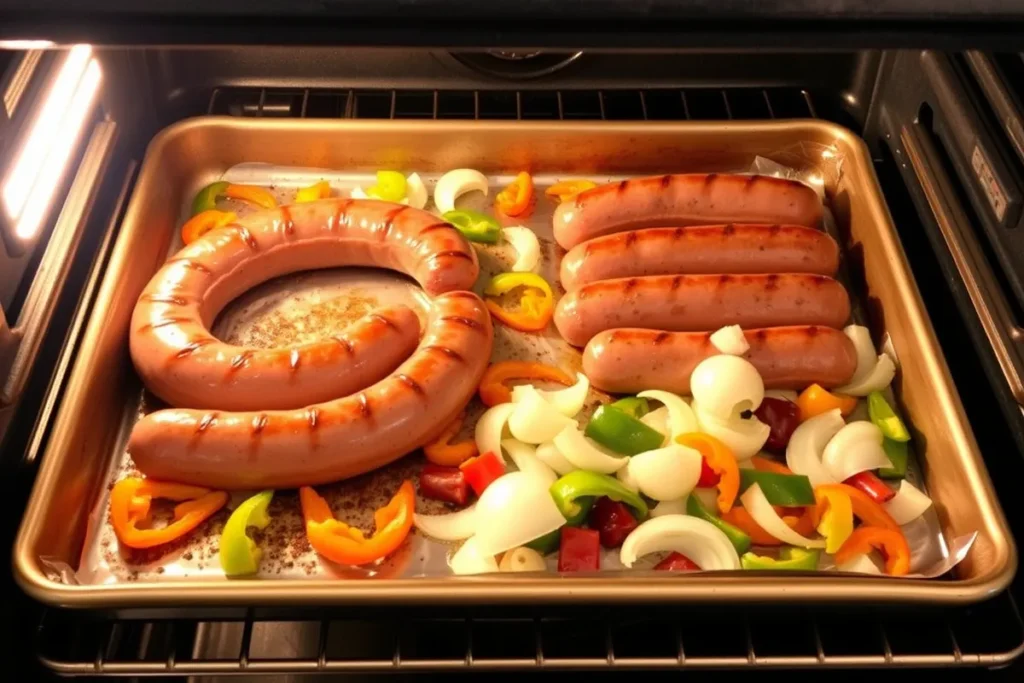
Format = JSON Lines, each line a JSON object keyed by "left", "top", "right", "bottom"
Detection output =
{"left": 3, "top": 4, "right": 1024, "bottom": 679}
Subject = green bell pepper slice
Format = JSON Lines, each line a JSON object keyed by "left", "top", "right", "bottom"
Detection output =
{"left": 585, "top": 405, "right": 665, "bottom": 456}
{"left": 550, "top": 470, "right": 648, "bottom": 522}
{"left": 367, "top": 171, "right": 407, "bottom": 202}
{"left": 867, "top": 392, "right": 911, "bottom": 442}
{"left": 192, "top": 181, "right": 229, "bottom": 216}
{"left": 442, "top": 209, "right": 501, "bottom": 243}
{"left": 741, "top": 547, "right": 820, "bottom": 571}
{"left": 686, "top": 493, "right": 751, "bottom": 554}
{"left": 609, "top": 396, "right": 650, "bottom": 420}
{"left": 738, "top": 469, "right": 815, "bottom": 506}
{"left": 879, "top": 439, "right": 909, "bottom": 479}
{"left": 219, "top": 490, "right": 274, "bottom": 577}
{"left": 527, "top": 497, "right": 594, "bottom": 555}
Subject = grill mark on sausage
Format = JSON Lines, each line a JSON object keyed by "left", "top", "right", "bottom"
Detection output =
{"left": 330, "top": 199, "right": 353, "bottom": 232}
{"left": 333, "top": 336, "right": 355, "bottom": 354}
{"left": 289, "top": 348, "right": 301, "bottom": 372}
{"left": 382, "top": 205, "right": 410, "bottom": 239}
{"left": 251, "top": 413, "right": 268, "bottom": 436}
{"left": 744, "top": 175, "right": 761, "bottom": 191}
{"left": 236, "top": 226, "right": 259, "bottom": 251}
{"left": 624, "top": 231, "right": 638, "bottom": 248}
{"left": 769, "top": 223, "right": 782, "bottom": 236}
{"left": 396, "top": 373, "right": 427, "bottom": 397}
{"left": 279, "top": 205, "right": 295, "bottom": 238}
{"left": 422, "top": 345, "right": 464, "bottom": 362}
{"left": 367, "top": 313, "right": 398, "bottom": 331}
{"left": 174, "top": 338, "right": 214, "bottom": 359}
{"left": 673, "top": 227, "right": 685, "bottom": 240}
{"left": 440, "top": 315, "right": 482, "bottom": 330}
{"left": 753, "top": 329, "right": 769, "bottom": 344}
{"left": 804, "top": 325, "right": 821, "bottom": 338}
{"left": 196, "top": 412, "right": 218, "bottom": 434}
{"left": 717, "top": 274, "right": 733, "bottom": 287}
{"left": 722, "top": 223, "right": 736, "bottom": 236}
{"left": 704, "top": 173, "right": 718, "bottom": 187}
{"left": 228, "top": 350, "right": 255, "bottom": 372}
{"left": 419, "top": 221, "right": 454, "bottom": 236}
{"left": 622, "top": 278, "right": 639, "bottom": 294}
{"left": 660, "top": 174, "right": 673, "bottom": 188}
{"left": 617, "top": 179, "right": 630, "bottom": 194}
{"left": 141, "top": 294, "right": 189, "bottom": 306}
{"left": 652, "top": 331, "right": 671, "bottom": 345}
{"left": 671, "top": 275, "right": 684, "bottom": 291}
{"left": 138, "top": 316, "right": 192, "bottom": 332}
{"left": 764, "top": 274, "right": 780, "bottom": 292}
{"left": 811, "top": 275, "right": 832, "bottom": 286}
{"left": 358, "top": 393, "right": 372, "bottom": 419}
{"left": 431, "top": 249, "right": 474, "bottom": 263}
{"left": 165, "top": 258, "right": 212, "bottom": 274}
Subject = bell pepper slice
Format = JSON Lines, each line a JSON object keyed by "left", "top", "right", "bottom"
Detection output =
{"left": 423, "top": 412, "right": 478, "bottom": 466}
{"left": 110, "top": 477, "right": 228, "bottom": 550}
{"left": 796, "top": 384, "right": 858, "bottom": 422}
{"left": 300, "top": 480, "right": 415, "bottom": 566}
{"left": 812, "top": 483, "right": 901, "bottom": 532}
{"left": 676, "top": 432, "right": 739, "bottom": 513}
{"left": 483, "top": 272, "right": 555, "bottom": 332}
{"left": 550, "top": 470, "right": 648, "bottom": 522}
{"left": 879, "top": 439, "right": 909, "bottom": 480}
{"left": 835, "top": 526, "right": 911, "bottom": 576}
{"left": 655, "top": 552, "right": 700, "bottom": 571}
{"left": 590, "top": 496, "right": 639, "bottom": 549}
{"left": 181, "top": 209, "right": 237, "bottom": 245}
{"left": 191, "top": 181, "right": 229, "bottom": 214}
{"left": 478, "top": 361, "right": 574, "bottom": 407}
{"left": 367, "top": 171, "right": 407, "bottom": 202}
{"left": 223, "top": 183, "right": 278, "bottom": 209}
{"left": 844, "top": 471, "right": 896, "bottom": 504}
{"left": 867, "top": 391, "right": 911, "bottom": 442}
{"left": 741, "top": 547, "right": 820, "bottom": 571}
{"left": 610, "top": 396, "right": 650, "bottom": 420}
{"left": 750, "top": 455, "right": 794, "bottom": 475}
{"left": 295, "top": 180, "right": 332, "bottom": 203}
{"left": 813, "top": 486, "right": 853, "bottom": 553}
{"left": 545, "top": 179, "right": 598, "bottom": 203}
{"left": 219, "top": 490, "right": 273, "bottom": 577}
{"left": 527, "top": 497, "right": 594, "bottom": 555}
{"left": 419, "top": 464, "right": 469, "bottom": 506}
{"left": 585, "top": 404, "right": 666, "bottom": 456}
{"left": 495, "top": 171, "right": 535, "bottom": 218}
{"left": 686, "top": 492, "right": 751, "bottom": 554}
{"left": 738, "top": 469, "right": 815, "bottom": 506}
{"left": 558, "top": 526, "right": 600, "bottom": 572}
{"left": 720, "top": 506, "right": 816, "bottom": 547}
{"left": 459, "top": 451, "right": 505, "bottom": 496}
{"left": 443, "top": 209, "right": 501, "bottom": 243}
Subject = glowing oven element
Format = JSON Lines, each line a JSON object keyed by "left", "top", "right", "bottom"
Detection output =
{"left": 2, "top": 45, "right": 102, "bottom": 242}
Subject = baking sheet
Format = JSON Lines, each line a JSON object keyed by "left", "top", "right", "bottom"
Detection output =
{"left": 53, "top": 162, "right": 951, "bottom": 585}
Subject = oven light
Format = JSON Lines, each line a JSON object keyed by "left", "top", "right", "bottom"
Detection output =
{"left": 2, "top": 45, "right": 101, "bottom": 241}
{"left": 0, "top": 40, "right": 55, "bottom": 50}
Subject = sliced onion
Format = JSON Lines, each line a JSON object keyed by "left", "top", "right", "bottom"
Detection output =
{"left": 508, "top": 386, "right": 577, "bottom": 444}
{"left": 709, "top": 325, "right": 750, "bottom": 356}
{"left": 837, "top": 552, "right": 883, "bottom": 575}
{"left": 350, "top": 186, "right": 368, "bottom": 199}
{"left": 434, "top": 168, "right": 488, "bottom": 214}
{"left": 822, "top": 421, "right": 891, "bottom": 482}
{"left": 620, "top": 514, "right": 741, "bottom": 570}
{"left": 502, "top": 439, "right": 557, "bottom": 485}
{"left": 842, "top": 325, "right": 877, "bottom": 387}
{"left": 786, "top": 408, "right": 844, "bottom": 486}
{"left": 501, "top": 226, "right": 541, "bottom": 273}
{"left": 690, "top": 354, "right": 765, "bottom": 419}
{"left": 640, "top": 406, "right": 670, "bottom": 443}
{"left": 414, "top": 504, "right": 477, "bottom": 541}
{"left": 553, "top": 425, "right": 628, "bottom": 474}
{"left": 764, "top": 389, "right": 799, "bottom": 403}
{"left": 450, "top": 537, "right": 498, "bottom": 575}
{"left": 885, "top": 481, "right": 933, "bottom": 526}
{"left": 473, "top": 472, "right": 566, "bottom": 556}
{"left": 616, "top": 459, "right": 641, "bottom": 493}
{"left": 535, "top": 441, "right": 577, "bottom": 475}
{"left": 692, "top": 400, "right": 770, "bottom": 460}
{"left": 836, "top": 353, "right": 896, "bottom": 397}
{"left": 499, "top": 547, "right": 547, "bottom": 572}
{"left": 637, "top": 390, "right": 698, "bottom": 439}
{"left": 651, "top": 498, "right": 687, "bottom": 517}
{"left": 405, "top": 172, "right": 428, "bottom": 209}
{"left": 740, "top": 484, "right": 825, "bottom": 548}
{"left": 513, "top": 373, "right": 589, "bottom": 418}
{"left": 625, "top": 444, "right": 703, "bottom": 501}
{"left": 475, "top": 403, "right": 516, "bottom": 462}
{"left": 693, "top": 487, "right": 720, "bottom": 511}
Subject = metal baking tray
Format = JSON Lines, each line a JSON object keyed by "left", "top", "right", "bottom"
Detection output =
{"left": 13, "top": 118, "right": 1017, "bottom": 610}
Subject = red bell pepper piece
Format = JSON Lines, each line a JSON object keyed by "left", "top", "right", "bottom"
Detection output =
{"left": 458, "top": 451, "right": 505, "bottom": 497}
{"left": 589, "top": 496, "right": 638, "bottom": 549}
{"left": 558, "top": 527, "right": 601, "bottom": 572}
{"left": 419, "top": 464, "right": 469, "bottom": 506}
{"left": 753, "top": 397, "right": 802, "bottom": 452}
{"left": 844, "top": 471, "right": 896, "bottom": 504}
{"left": 697, "top": 457, "right": 721, "bottom": 488}
{"left": 655, "top": 552, "right": 700, "bottom": 571}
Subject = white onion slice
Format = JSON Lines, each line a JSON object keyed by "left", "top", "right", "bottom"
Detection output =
{"left": 473, "top": 472, "right": 566, "bottom": 556}
{"left": 450, "top": 537, "right": 499, "bottom": 575}
{"left": 835, "top": 353, "right": 896, "bottom": 397}
{"left": 502, "top": 439, "right": 557, "bottom": 485}
{"left": 650, "top": 498, "right": 687, "bottom": 517}
{"left": 501, "top": 226, "right": 541, "bottom": 273}
{"left": 786, "top": 408, "right": 844, "bottom": 486}
{"left": 535, "top": 441, "right": 577, "bottom": 476}
{"left": 616, "top": 459, "right": 641, "bottom": 493}
{"left": 553, "top": 425, "right": 628, "bottom": 474}
{"left": 885, "top": 481, "right": 933, "bottom": 526}
{"left": 740, "top": 484, "right": 825, "bottom": 548}
{"left": 692, "top": 400, "right": 770, "bottom": 460}
{"left": 499, "top": 546, "right": 547, "bottom": 572}
{"left": 640, "top": 406, "right": 670, "bottom": 443}
{"left": 434, "top": 168, "right": 488, "bottom": 214}
{"left": 508, "top": 386, "right": 577, "bottom": 444}
{"left": 837, "top": 552, "right": 883, "bottom": 575}
{"left": 709, "top": 325, "right": 750, "bottom": 356}
{"left": 842, "top": 325, "right": 877, "bottom": 387}
{"left": 626, "top": 444, "right": 703, "bottom": 501}
{"left": 690, "top": 354, "right": 765, "bottom": 419}
{"left": 637, "top": 390, "right": 698, "bottom": 438}
{"left": 414, "top": 504, "right": 477, "bottom": 541}
{"left": 764, "top": 389, "right": 799, "bottom": 403}
{"left": 512, "top": 373, "right": 589, "bottom": 418}
{"left": 405, "top": 172, "right": 428, "bottom": 209}
{"left": 620, "top": 514, "right": 741, "bottom": 570}
{"left": 350, "top": 186, "right": 369, "bottom": 199}
{"left": 822, "top": 421, "right": 891, "bottom": 481}
{"left": 475, "top": 403, "right": 516, "bottom": 463}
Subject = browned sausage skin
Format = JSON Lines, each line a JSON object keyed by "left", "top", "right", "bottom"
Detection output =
{"left": 553, "top": 173, "right": 823, "bottom": 250}
{"left": 583, "top": 326, "right": 857, "bottom": 395}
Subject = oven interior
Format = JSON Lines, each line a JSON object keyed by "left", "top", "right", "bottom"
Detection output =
{"left": 3, "top": 46, "right": 1024, "bottom": 675}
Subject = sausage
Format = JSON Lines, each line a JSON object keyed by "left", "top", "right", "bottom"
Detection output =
{"left": 583, "top": 326, "right": 857, "bottom": 395}
{"left": 128, "top": 291, "right": 493, "bottom": 490}
{"left": 559, "top": 224, "right": 839, "bottom": 292}
{"left": 553, "top": 174, "right": 823, "bottom": 250}
{"left": 554, "top": 274, "right": 850, "bottom": 348}
{"left": 130, "top": 198, "right": 478, "bottom": 411}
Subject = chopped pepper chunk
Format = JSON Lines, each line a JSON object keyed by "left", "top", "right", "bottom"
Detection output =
{"left": 181, "top": 209, "right": 237, "bottom": 245}
{"left": 590, "top": 496, "right": 639, "bottom": 549}
{"left": 478, "top": 361, "right": 574, "bottom": 407}
{"left": 419, "top": 464, "right": 469, "bottom": 506}
{"left": 655, "top": 552, "right": 700, "bottom": 571}
{"left": 812, "top": 483, "right": 901, "bottom": 533}
{"left": 443, "top": 209, "right": 501, "bottom": 243}
{"left": 879, "top": 439, "right": 909, "bottom": 480}
{"left": 558, "top": 527, "right": 600, "bottom": 572}
{"left": 367, "top": 171, "right": 407, "bottom": 202}
{"left": 835, "top": 526, "right": 911, "bottom": 576}
{"left": 741, "top": 547, "right": 820, "bottom": 571}
{"left": 844, "top": 471, "right": 896, "bottom": 504}
{"left": 867, "top": 391, "right": 911, "bottom": 442}
{"left": 676, "top": 432, "right": 739, "bottom": 513}
{"left": 495, "top": 171, "right": 535, "bottom": 218}
{"left": 295, "top": 180, "right": 331, "bottom": 203}
{"left": 423, "top": 412, "right": 478, "bottom": 466}
{"left": 720, "top": 506, "right": 816, "bottom": 547}
{"left": 609, "top": 396, "right": 650, "bottom": 420}
{"left": 586, "top": 404, "right": 665, "bottom": 456}
{"left": 796, "top": 384, "right": 858, "bottom": 422}
{"left": 219, "top": 490, "right": 274, "bottom": 577}
{"left": 814, "top": 486, "right": 854, "bottom": 553}
{"left": 459, "top": 451, "right": 505, "bottom": 497}
{"left": 110, "top": 477, "right": 228, "bottom": 550}
{"left": 738, "top": 469, "right": 816, "bottom": 506}
{"left": 483, "top": 272, "right": 555, "bottom": 332}
{"left": 686, "top": 492, "right": 751, "bottom": 554}
{"left": 550, "top": 470, "right": 648, "bottom": 522}
{"left": 545, "top": 179, "right": 598, "bottom": 203}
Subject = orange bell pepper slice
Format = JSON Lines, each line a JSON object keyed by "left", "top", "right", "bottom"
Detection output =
{"left": 814, "top": 486, "right": 854, "bottom": 553}
{"left": 423, "top": 412, "right": 479, "bottom": 466}
{"left": 720, "top": 506, "right": 816, "bottom": 546}
{"left": 811, "top": 483, "right": 901, "bottom": 532}
{"left": 483, "top": 272, "right": 555, "bottom": 332}
{"left": 545, "top": 179, "right": 598, "bottom": 203}
{"left": 750, "top": 455, "right": 794, "bottom": 475}
{"left": 478, "top": 360, "right": 574, "bottom": 407}
{"left": 295, "top": 180, "right": 331, "bottom": 203}
{"left": 676, "top": 432, "right": 739, "bottom": 513}
{"left": 835, "top": 526, "right": 911, "bottom": 576}
{"left": 495, "top": 172, "right": 535, "bottom": 218}
{"left": 223, "top": 183, "right": 278, "bottom": 210}
{"left": 796, "top": 383, "right": 858, "bottom": 422}
{"left": 109, "top": 477, "right": 228, "bottom": 550}
{"left": 300, "top": 480, "right": 415, "bottom": 566}
{"left": 181, "top": 209, "right": 237, "bottom": 245}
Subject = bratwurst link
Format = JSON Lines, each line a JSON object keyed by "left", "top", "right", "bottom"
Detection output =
{"left": 552, "top": 173, "right": 823, "bottom": 250}
{"left": 130, "top": 198, "right": 479, "bottom": 411}
{"left": 553, "top": 273, "right": 851, "bottom": 348}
